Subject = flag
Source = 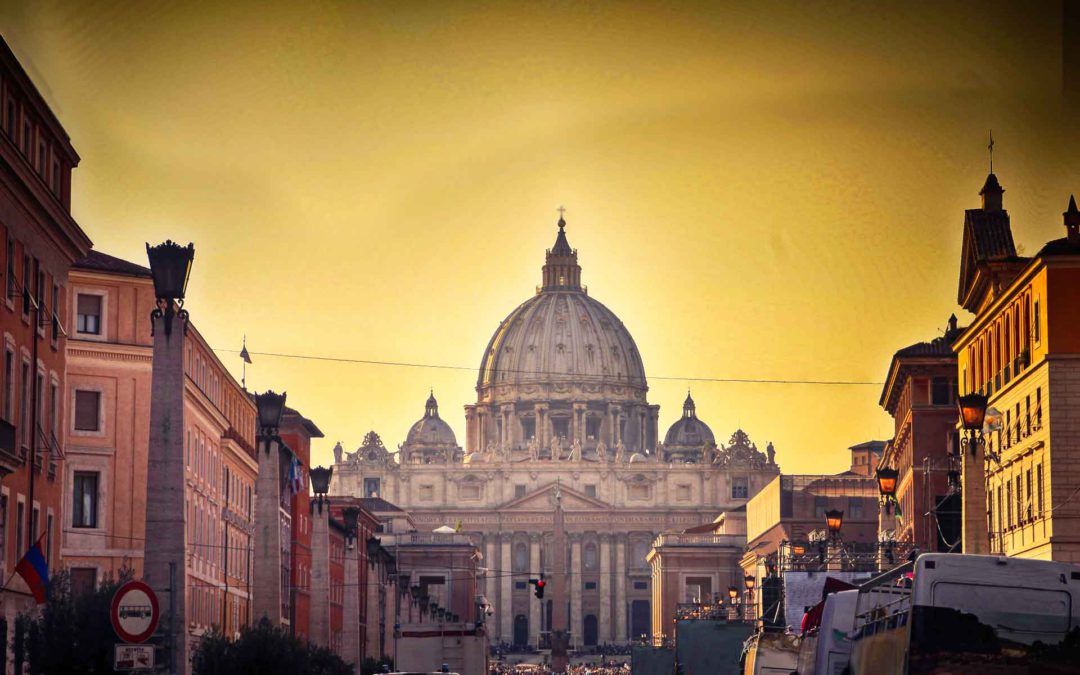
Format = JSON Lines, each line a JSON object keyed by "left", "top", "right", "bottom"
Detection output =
{"left": 289, "top": 457, "right": 305, "bottom": 495}
{"left": 239, "top": 335, "right": 252, "bottom": 364}
{"left": 15, "top": 539, "right": 49, "bottom": 604}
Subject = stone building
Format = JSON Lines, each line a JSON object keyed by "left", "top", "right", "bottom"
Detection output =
{"left": 331, "top": 216, "right": 780, "bottom": 648}
{"left": 878, "top": 317, "right": 964, "bottom": 554}
{"left": 954, "top": 173, "right": 1080, "bottom": 562}
{"left": 61, "top": 250, "right": 259, "bottom": 651}
{"left": 0, "top": 34, "right": 93, "bottom": 665}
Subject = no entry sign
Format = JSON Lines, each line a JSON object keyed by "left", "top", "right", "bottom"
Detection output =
{"left": 110, "top": 580, "right": 160, "bottom": 644}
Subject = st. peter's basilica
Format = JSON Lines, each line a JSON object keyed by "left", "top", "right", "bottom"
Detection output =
{"left": 330, "top": 215, "right": 779, "bottom": 647}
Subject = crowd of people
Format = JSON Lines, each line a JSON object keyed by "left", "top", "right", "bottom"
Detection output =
{"left": 488, "top": 663, "right": 629, "bottom": 675}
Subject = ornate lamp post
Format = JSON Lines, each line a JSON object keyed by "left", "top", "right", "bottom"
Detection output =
{"left": 255, "top": 390, "right": 287, "bottom": 445}
{"left": 310, "top": 465, "right": 333, "bottom": 512}
{"left": 143, "top": 240, "right": 196, "bottom": 675}
{"left": 957, "top": 393, "right": 989, "bottom": 454}
{"left": 876, "top": 467, "right": 899, "bottom": 515}
{"left": 727, "top": 585, "right": 739, "bottom": 620}
{"left": 743, "top": 574, "right": 756, "bottom": 620}
{"left": 824, "top": 510, "right": 844, "bottom": 539}
{"left": 145, "top": 240, "right": 194, "bottom": 337}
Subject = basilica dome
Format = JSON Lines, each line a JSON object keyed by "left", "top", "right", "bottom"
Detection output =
{"left": 477, "top": 217, "right": 647, "bottom": 400}
{"left": 405, "top": 391, "right": 458, "bottom": 446}
{"left": 664, "top": 392, "right": 715, "bottom": 447}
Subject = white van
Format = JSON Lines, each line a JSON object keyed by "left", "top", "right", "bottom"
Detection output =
{"left": 812, "top": 589, "right": 857, "bottom": 675}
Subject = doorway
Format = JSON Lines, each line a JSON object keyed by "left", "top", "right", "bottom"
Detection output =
{"left": 583, "top": 614, "right": 598, "bottom": 646}
{"left": 513, "top": 614, "right": 529, "bottom": 648}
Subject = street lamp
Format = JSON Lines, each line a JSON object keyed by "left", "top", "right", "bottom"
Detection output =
{"left": 145, "top": 240, "right": 195, "bottom": 337}
{"left": 310, "top": 465, "right": 332, "bottom": 511}
{"left": 957, "top": 392, "right": 988, "bottom": 455}
{"left": 254, "top": 390, "right": 287, "bottom": 441}
{"left": 875, "top": 467, "right": 899, "bottom": 515}
{"left": 824, "top": 510, "right": 844, "bottom": 539}
{"left": 727, "top": 586, "right": 738, "bottom": 605}
{"left": 744, "top": 575, "right": 755, "bottom": 593}
{"left": 343, "top": 506, "right": 360, "bottom": 547}
{"left": 366, "top": 536, "right": 382, "bottom": 568}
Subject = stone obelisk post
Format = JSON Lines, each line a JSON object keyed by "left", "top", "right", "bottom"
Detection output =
{"left": 550, "top": 482, "right": 569, "bottom": 672}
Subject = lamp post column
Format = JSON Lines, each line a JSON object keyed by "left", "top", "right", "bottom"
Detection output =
{"left": 143, "top": 240, "right": 195, "bottom": 675}
{"left": 310, "top": 467, "right": 333, "bottom": 647}
{"left": 343, "top": 540, "right": 360, "bottom": 673}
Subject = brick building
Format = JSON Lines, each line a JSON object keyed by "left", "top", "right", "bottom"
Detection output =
{"left": 60, "top": 250, "right": 259, "bottom": 646}
{"left": 279, "top": 407, "right": 323, "bottom": 639}
{"left": 878, "top": 317, "right": 964, "bottom": 554}
{"left": 0, "top": 34, "right": 92, "bottom": 663}
{"left": 954, "top": 171, "right": 1080, "bottom": 562}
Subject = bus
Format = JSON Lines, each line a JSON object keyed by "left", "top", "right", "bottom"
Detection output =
{"left": 850, "top": 553, "right": 1080, "bottom": 674}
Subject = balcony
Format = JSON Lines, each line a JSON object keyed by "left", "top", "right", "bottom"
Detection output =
{"left": 652, "top": 533, "right": 745, "bottom": 548}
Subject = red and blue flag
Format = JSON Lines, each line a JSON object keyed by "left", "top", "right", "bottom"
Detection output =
{"left": 15, "top": 540, "right": 49, "bottom": 604}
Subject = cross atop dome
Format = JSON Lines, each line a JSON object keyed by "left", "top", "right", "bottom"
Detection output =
{"left": 425, "top": 389, "right": 440, "bottom": 418}
{"left": 542, "top": 208, "right": 582, "bottom": 291}
{"left": 683, "top": 390, "right": 697, "bottom": 419}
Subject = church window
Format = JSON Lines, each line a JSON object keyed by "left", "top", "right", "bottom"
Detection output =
{"left": 676, "top": 485, "right": 691, "bottom": 502}
{"left": 584, "top": 542, "right": 598, "bottom": 570}
{"left": 515, "top": 485, "right": 527, "bottom": 499}
{"left": 731, "top": 477, "right": 748, "bottom": 499}
{"left": 628, "top": 485, "right": 649, "bottom": 500}
{"left": 521, "top": 417, "right": 535, "bottom": 440}
{"left": 584, "top": 485, "right": 597, "bottom": 498}
{"left": 633, "top": 580, "right": 649, "bottom": 590}
{"left": 552, "top": 417, "right": 569, "bottom": 440}
{"left": 513, "top": 543, "right": 528, "bottom": 572}
{"left": 515, "top": 581, "right": 527, "bottom": 590}
{"left": 419, "top": 485, "right": 434, "bottom": 501}
{"left": 461, "top": 483, "right": 481, "bottom": 500}
{"left": 584, "top": 582, "right": 597, "bottom": 590}
{"left": 586, "top": 417, "right": 600, "bottom": 439}
{"left": 364, "top": 478, "right": 381, "bottom": 498}
{"left": 848, "top": 498, "right": 864, "bottom": 520}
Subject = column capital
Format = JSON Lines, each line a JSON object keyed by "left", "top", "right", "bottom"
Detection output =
{"left": 568, "top": 532, "right": 583, "bottom": 544}
{"left": 529, "top": 531, "right": 543, "bottom": 542}
{"left": 599, "top": 532, "right": 612, "bottom": 544}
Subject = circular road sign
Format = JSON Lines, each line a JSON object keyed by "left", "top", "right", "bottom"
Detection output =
{"left": 110, "top": 580, "right": 160, "bottom": 644}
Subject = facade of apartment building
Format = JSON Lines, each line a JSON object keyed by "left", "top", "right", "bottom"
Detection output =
{"left": 0, "top": 35, "right": 93, "bottom": 668}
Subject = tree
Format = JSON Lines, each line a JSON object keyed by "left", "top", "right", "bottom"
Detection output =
{"left": 192, "top": 618, "right": 353, "bottom": 675}
{"left": 19, "top": 567, "right": 135, "bottom": 674}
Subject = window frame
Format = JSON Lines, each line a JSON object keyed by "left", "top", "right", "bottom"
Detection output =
{"left": 71, "top": 387, "right": 104, "bottom": 435}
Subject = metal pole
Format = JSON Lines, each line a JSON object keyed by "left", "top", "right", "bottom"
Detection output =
{"left": 169, "top": 561, "right": 177, "bottom": 675}
{"left": 26, "top": 291, "right": 39, "bottom": 559}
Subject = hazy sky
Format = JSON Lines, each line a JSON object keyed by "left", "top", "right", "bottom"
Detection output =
{"left": 0, "top": 1, "right": 1072, "bottom": 474}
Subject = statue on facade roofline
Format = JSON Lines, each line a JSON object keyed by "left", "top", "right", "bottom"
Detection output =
{"left": 614, "top": 440, "right": 626, "bottom": 463}
{"left": 551, "top": 434, "right": 563, "bottom": 461}
{"left": 595, "top": 440, "right": 607, "bottom": 461}
{"left": 569, "top": 438, "right": 582, "bottom": 462}
{"left": 767, "top": 441, "right": 776, "bottom": 465}
{"left": 527, "top": 436, "right": 540, "bottom": 461}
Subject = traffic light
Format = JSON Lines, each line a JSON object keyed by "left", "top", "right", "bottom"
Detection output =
{"left": 529, "top": 576, "right": 546, "bottom": 599}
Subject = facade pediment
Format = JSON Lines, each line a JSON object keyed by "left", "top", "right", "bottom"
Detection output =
{"left": 498, "top": 482, "right": 613, "bottom": 512}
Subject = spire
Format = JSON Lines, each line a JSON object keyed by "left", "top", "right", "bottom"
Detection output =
{"left": 683, "top": 390, "right": 696, "bottom": 419}
{"left": 1065, "top": 194, "right": 1080, "bottom": 244}
{"left": 980, "top": 134, "right": 1004, "bottom": 211}
{"left": 541, "top": 207, "right": 583, "bottom": 291}
{"left": 425, "top": 389, "right": 439, "bottom": 418}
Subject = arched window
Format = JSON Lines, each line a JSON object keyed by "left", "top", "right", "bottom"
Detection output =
{"left": 584, "top": 542, "right": 598, "bottom": 570}
{"left": 514, "top": 542, "right": 528, "bottom": 572}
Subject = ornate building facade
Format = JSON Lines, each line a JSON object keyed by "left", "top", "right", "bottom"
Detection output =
{"left": 330, "top": 216, "right": 779, "bottom": 647}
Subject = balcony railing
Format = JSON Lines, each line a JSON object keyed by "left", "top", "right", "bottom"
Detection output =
{"left": 652, "top": 533, "right": 745, "bottom": 548}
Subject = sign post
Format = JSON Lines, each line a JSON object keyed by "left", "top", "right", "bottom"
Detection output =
{"left": 111, "top": 580, "right": 161, "bottom": 671}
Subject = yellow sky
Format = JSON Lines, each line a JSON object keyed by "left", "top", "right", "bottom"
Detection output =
{"left": 0, "top": 1, "right": 1072, "bottom": 474}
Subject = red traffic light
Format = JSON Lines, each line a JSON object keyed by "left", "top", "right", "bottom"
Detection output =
{"left": 529, "top": 577, "right": 546, "bottom": 599}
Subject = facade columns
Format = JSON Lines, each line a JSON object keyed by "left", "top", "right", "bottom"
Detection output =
{"left": 573, "top": 403, "right": 587, "bottom": 445}
{"left": 599, "top": 534, "right": 612, "bottom": 643}
{"left": 500, "top": 534, "right": 513, "bottom": 642}
{"left": 570, "top": 534, "right": 582, "bottom": 648}
{"left": 485, "top": 536, "right": 497, "bottom": 600}
{"left": 615, "top": 535, "right": 627, "bottom": 643}
{"left": 310, "top": 502, "right": 331, "bottom": 647}
{"left": 535, "top": 403, "right": 549, "bottom": 450}
{"left": 501, "top": 404, "right": 516, "bottom": 450}
{"left": 529, "top": 533, "right": 541, "bottom": 646}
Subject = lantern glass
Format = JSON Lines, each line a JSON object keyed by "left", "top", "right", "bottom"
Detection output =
{"left": 145, "top": 240, "right": 195, "bottom": 301}
{"left": 792, "top": 545, "right": 806, "bottom": 556}
{"left": 744, "top": 574, "right": 756, "bottom": 591}
{"left": 875, "top": 467, "right": 899, "bottom": 497}
{"left": 825, "top": 509, "right": 844, "bottom": 535}
{"left": 343, "top": 507, "right": 360, "bottom": 534}
{"left": 410, "top": 585, "right": 421, "bottom": 600}
{"left": 366, "top": 536, "right": 381, "bottom": 560}
{"left": 957, "top": 393, "right": 989, "bottom": 431}
{"left": 310, "top": 465, "right": 333, "bottom": 495}
{"left": 255, "top": 390, "right": 287, "bottom": 432}
{"left": 727, "top": 586, "right": 738, "bottom": 603}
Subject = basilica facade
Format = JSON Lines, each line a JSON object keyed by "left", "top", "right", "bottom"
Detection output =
{"left": 330, "top": 216, "right": 779, "bottom": 647}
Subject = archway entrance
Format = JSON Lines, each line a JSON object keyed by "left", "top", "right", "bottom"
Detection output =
{"left": 513, "top": 614, "right": 529, "bottom": 647}
{"left": 583, "top": 614, "right": 598, "bottom": 646}
{"left": 631, "top": 600, "right": 650, "bottom": 642}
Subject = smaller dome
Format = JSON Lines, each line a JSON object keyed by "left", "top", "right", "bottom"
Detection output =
{"left": 663, "top": 391, "right": 715, "bottom": 447}
{"left": 405, "top": 391, "right": 458, "bottom": 447}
